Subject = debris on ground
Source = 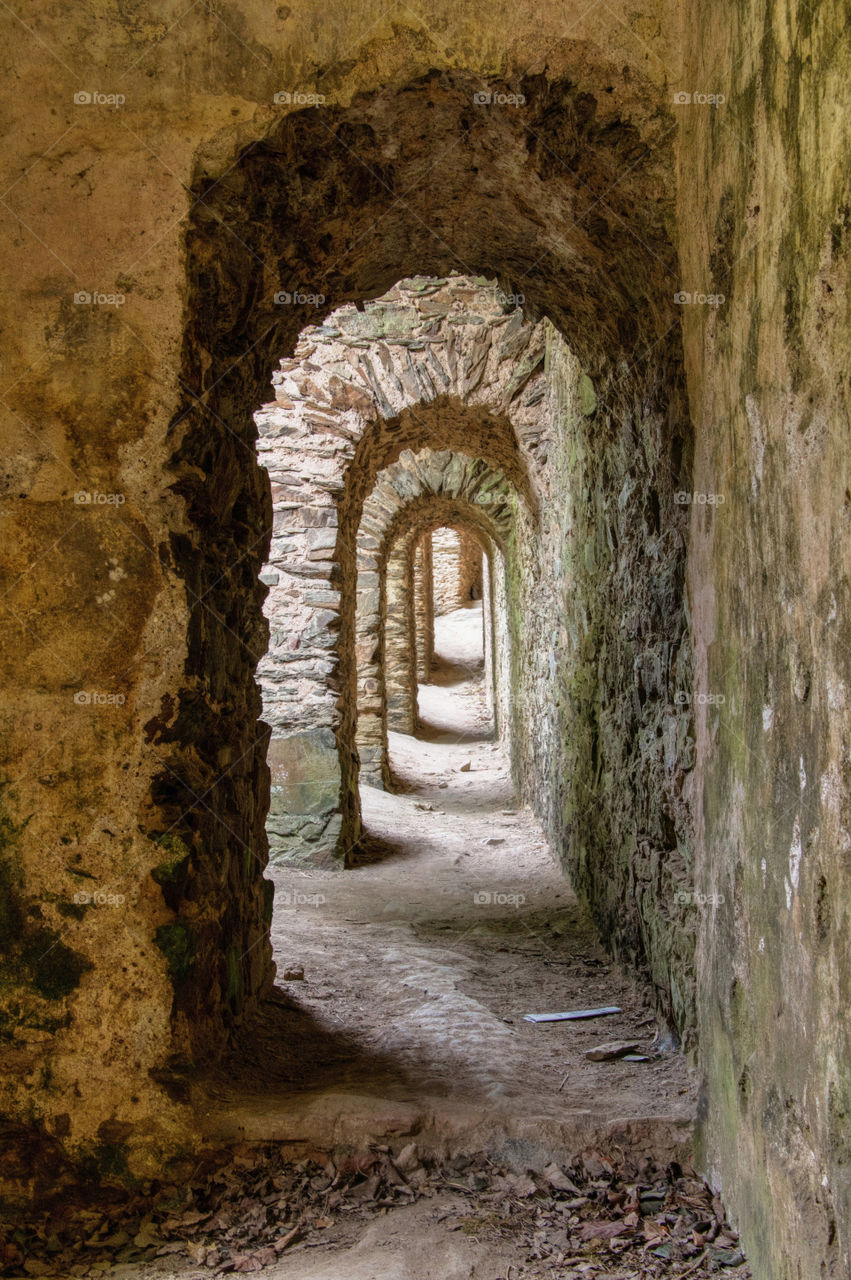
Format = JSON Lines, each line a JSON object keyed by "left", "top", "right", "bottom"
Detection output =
{"left": 524, "top": 1006, "right": 622, "bottom": 1023}
{"left": 585, "top": 1041, "right": 644, "bottom": 1062}
{"left": 0, "top": 1145, "right": 749, "bottom": 1278}
{"left": 281, "top": 965, "right": 305, "bottom": 981}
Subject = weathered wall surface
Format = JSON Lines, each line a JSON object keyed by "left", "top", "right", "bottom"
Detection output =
{"left": 253, "top": 280, "right": 541, "bottom": 855}
{"left": 1, "top": 5, "right": 848, "bottom": 1275}
{"left": 432, "top": 527, "right": 483, "bottom": 614}
{"left": 505, "top": 327, "right": 697, "bottom": 1043}
{"left": 675, "top": 3, "right": 851, "bottom": 1276}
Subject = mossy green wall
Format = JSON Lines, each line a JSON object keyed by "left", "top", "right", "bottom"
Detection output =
{"left": 506, "top": 327, "right": 698, "bottom": 1044}
{"left": 677, "top": 2, "right": 851, "bottom": 1275}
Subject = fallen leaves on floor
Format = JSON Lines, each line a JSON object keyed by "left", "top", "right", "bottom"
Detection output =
{"left": 0, "top": 1144, "right": 749, "bottom": 1278}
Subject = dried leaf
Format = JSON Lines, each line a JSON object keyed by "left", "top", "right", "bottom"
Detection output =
{"left": 543, "top": 1163, "right": 581, "bottom": 1194}
{"left": 273, "top": 1226, "right": 303, "bottom": 1252}
{"left": 579, "top": 1220, "right": 629, "bottom": 1240}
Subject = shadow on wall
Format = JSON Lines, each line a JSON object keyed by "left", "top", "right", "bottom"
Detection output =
{"left": 144, "top": 69, "right": 693, "bottom": 1096}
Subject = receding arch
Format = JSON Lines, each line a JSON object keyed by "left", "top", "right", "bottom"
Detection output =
{"left": 355, "top": 446, "right": 515, "bottom": 785}
{"left": 150, "top": 66, "right": 693, "bottom": 1055}
{"left": 369, "top": 491, "right": 510, "bottom": 796}
{"left": 257, "top": 280, "right": 548, "bottom": 863}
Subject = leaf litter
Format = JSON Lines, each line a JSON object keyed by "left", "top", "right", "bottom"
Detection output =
{"left": 0, "top": 1144, "right": 749, "bottom": 1278}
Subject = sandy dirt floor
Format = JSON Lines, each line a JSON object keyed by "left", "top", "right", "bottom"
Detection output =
{"left": 13, "top": 608, "right": 748, "bottom": 1280}
{"left": 202, "top": 604, "right": 696, "bottom": 1157}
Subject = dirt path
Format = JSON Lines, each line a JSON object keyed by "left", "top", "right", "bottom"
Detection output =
{"left": 204, "top": 605, "right": 695, "bottom": 1162}
{"left": 75, "top": 608, "right": 739, "bottom": 1280}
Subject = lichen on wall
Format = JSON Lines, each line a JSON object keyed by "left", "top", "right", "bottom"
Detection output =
{"left": 501, "top": 323, "right": 698, "bottom": 1043}
{"left": 677, "top": 3, "right": 851, "bottom": 1275}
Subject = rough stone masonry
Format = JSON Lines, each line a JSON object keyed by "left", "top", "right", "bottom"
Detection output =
{"left": 0, "top": 5, "right": 848, "bottom": 1279}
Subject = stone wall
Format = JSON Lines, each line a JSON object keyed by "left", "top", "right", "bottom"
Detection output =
{"left": 254, "top": 280, "right": 544, "bottom": 853}
{"left": 384, "top": 535, "right": 417, "bottom": 741}
{"left": 676, "top": 3, "right": 851, "bottom": 1276}
{"left": 486, "top": 547, "right": 512, "bottom": 743}
{"left": 432, "top": 527, "right": 484, "bottom": 615}
{"left": 2, "top": 7, "right": 848, "bottom": 1272}
{"left": 495, "top": 325, "right": 697, "bottom": 1044}
{"left": 412, "top": 534, "right": 434, "bottom": 682}
{"left": 459, "top": 531, "right": 485, "bottom": 604}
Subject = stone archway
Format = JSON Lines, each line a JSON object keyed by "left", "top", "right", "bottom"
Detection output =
{"left": 155, "top": 80, "right": 694, "bottom": 1055}
{"left": 354, "top": 447, "right": 514, "bottom": 787}
{"left": 254, "top": 278, "right": 546, "bottom": 862}
{"left": 166, "top": 78, "right": 691, "bottom": 1071}
{"left": 374, "top": 494, "right": 508, "bottom": 793}
{"left": 6, "top": 64, "right": 695, "bottom": 1142}
{"left": 3, "top": 7, "right": 848, "bottom": 1273}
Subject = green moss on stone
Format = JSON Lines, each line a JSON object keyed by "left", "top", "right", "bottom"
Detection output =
{"left": 150, "top": 833, "right": 192, "bottom": 885}
{"left": 154, "top": 922, "right": 196, "bottom": 982}
{"left": 578, "top": 372, "right": 597, "bottom": 416}
{"left": 151, "top": 857, "right": 191, "bottom": 886}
